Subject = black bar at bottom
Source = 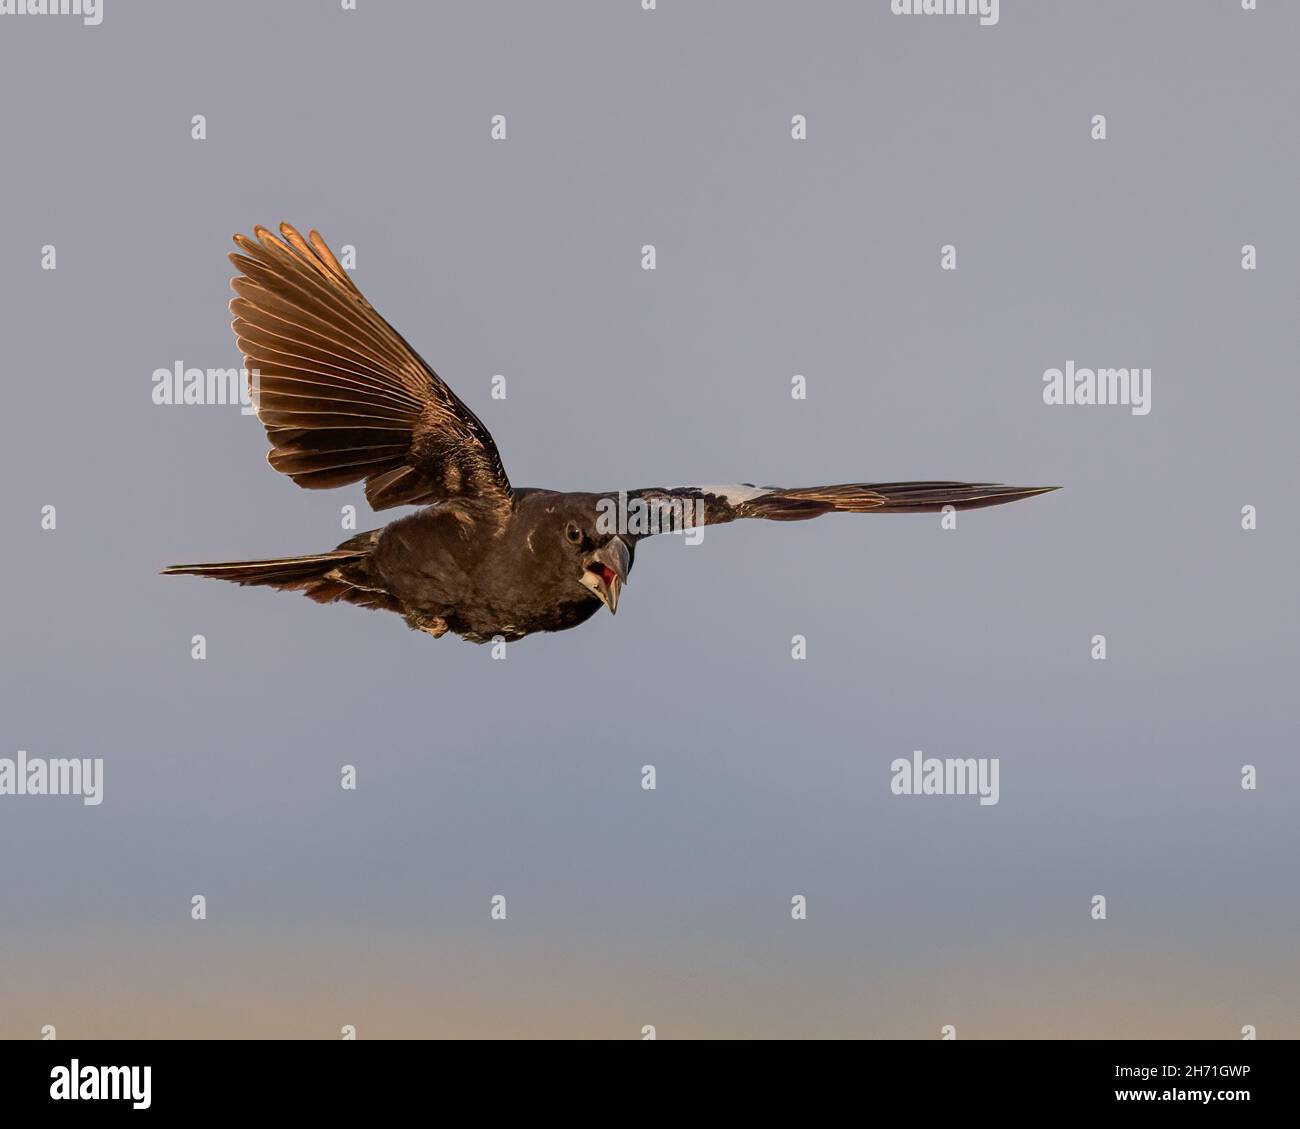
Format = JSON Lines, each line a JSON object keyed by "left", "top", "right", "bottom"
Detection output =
{"left": 1, "top": 1037, "right": 1289, "bottom": 1115}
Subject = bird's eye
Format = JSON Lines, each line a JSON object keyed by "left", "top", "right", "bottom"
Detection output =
{"left": 565, "top": 522, "right": 583, "bottom": 544}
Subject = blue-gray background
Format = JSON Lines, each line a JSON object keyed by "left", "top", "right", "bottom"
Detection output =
{"left": 1, "top": 0, "right": 1296, "bottom": 1037}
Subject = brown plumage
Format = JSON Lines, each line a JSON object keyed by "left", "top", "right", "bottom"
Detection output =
{"left": 163, "top": 223, "right": 1057, "bottom": 644}
{"left": 229, "top": 223, "right": 510, "bottom": 513}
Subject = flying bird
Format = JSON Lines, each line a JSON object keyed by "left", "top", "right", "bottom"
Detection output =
{"left": 164, "top": 223, "right": 1056, "bottom": 644}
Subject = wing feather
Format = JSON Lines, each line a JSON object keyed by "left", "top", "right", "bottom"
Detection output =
{"left": 229, "top": 223, "right": 512, "bottom": 515}
{"left": 617, "top": 481, "right": 1056, "bottom": 534}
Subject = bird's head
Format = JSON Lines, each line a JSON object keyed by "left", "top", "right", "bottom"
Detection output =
{"left": 552, "top": 500, "right": 632, "bottom": 616}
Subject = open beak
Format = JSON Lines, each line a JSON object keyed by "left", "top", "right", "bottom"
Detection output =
{"left": 579, "top": 536, "right": 629, "bottom": 615}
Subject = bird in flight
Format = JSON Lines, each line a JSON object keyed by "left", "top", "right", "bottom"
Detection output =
{"left": 164, "top": 223, "right": 1056, "bottom": 644}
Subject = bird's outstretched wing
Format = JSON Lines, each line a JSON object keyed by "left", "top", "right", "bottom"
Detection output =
{"left": 228, "top": 222, "right": 512, "bottom": 515}
{"left": 617, "top": 481, "right": 1057, "bottom": 536}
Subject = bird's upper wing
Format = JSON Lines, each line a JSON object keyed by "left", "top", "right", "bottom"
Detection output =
{"left": 228, "top": 223, "right": 512, "bottom": 515}
{"left": 616, "top": 481, "right": 1057, "bottom": 535}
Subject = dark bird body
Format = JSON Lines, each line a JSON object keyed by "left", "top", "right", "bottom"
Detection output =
{"left": 367, "top": 490, "right": 626, "bottom": 643}
{"left": 164, "top": 224, "right": 1057, "bottom": 644}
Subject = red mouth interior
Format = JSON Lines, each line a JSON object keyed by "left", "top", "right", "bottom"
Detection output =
{"left": 590, "top": 563, "right": 617, "bottom": 588}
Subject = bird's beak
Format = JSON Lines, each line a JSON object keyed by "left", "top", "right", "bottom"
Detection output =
{"left": 580, "top": 536, "right": 630, "bottom": 615}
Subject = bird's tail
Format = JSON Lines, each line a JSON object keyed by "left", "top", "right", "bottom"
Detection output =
{"left": 741, "top": 481, "right": 1058, "bottom": 520}
{"left": 161, "top": 532, "right": 390, "bottom": 606}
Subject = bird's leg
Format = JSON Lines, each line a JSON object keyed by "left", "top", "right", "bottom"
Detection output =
{"left": 404, "top": 611, "right": 449, "bottom": 638}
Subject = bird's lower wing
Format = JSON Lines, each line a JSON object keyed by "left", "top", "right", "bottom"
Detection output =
{"left": 617, "top": 481, "right": 1057, "bottom": 534}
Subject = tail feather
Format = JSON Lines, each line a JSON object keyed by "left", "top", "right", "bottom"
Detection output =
{"left": 162, "top": 532, "right": 397, "bottom": 610}
{"left": 161, "top": 549, "right": 367, "bottom": 588}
